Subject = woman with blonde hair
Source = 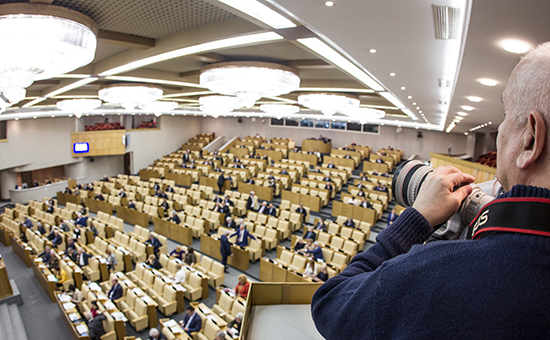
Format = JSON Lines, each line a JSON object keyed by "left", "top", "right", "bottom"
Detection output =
{"left": 235, "top": 274, "right": 250, "bottom": 298}
{"left": 303, "top": 258, "right": 317, "bottom": 278}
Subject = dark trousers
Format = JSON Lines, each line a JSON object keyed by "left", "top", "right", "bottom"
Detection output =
{"left": 222, "top": 255, "right": 228, "bottom": 268}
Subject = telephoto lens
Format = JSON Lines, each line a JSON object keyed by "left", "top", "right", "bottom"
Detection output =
{"left": 392, "top": 160, "right": 433, "bottom": 207}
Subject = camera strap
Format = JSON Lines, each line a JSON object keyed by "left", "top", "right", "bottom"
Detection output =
{"left": 468, "top": 197, "right": 550, "bottom": 240}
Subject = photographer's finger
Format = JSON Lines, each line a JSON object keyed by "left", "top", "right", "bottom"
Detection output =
{"left": 446, "top": 172, "right": 476, "bottom": 187}
{"left": 451, "top": 183, "right": 473, "bottom": 202}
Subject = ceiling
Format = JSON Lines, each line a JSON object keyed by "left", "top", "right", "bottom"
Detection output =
{"left": 1, "top": 0, "right": 549, "bottom": 134}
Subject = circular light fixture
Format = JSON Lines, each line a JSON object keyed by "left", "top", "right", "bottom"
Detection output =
{"left": 457, "top": 111, "right": 468, "bottom": 116}
{"left": 98, "top": 83, "right": 163, "bottom": 110}
{"left": 325, "top": 1, "right": 335, "bottom": 6}
{"left": 455, "top": 116, "right": 464, "bottom": 120}
{"left": 478, "top": 78, "right": 498, "bottom": 87}
{"left": 461, "top": 105, "right": 474, "bottom": 111}
{"left": 139, "top": 101, "right": 178, "bottom": 117}
{"left": 199, "top": 95, "right": 242, "bottom": 118}
{"left": 390, "top": 73, "right": 395, "bottom": 77}
{"left": 500, "top": 39, "right": 531, "bottom": 54}
{"left": 200, "top": 61, "right": 300, "bottom": 108}
{"left": 408, "top": 96, "right": 412, "bottom": 99}
{"left": 401, "top": 86, "right": 406, "bottom": 90}
{"left": 260, "top": 104, "right": 300, "bottom": 119}
{"left": 298, "top": 93, "right": 359, "bottom": 116}
{"left": 467, "top": 96, "right": 482, "bottom": 102}
{"left": 369, "top": 49, "right": 377, "bottom": 54}
{"left": 56, "top": 99, "right": 101, "bottom": 118}
{"left": 0, "top": 4, "right": 98, "bottom": 104}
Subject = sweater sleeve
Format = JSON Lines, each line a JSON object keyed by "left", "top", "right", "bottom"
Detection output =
{"left": 311, "top": 207, "right": 433, "bottom": 340}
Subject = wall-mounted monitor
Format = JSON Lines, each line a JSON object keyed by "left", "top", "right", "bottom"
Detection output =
{"left": 73, "top": 142, "right": 90, "bottom": 154}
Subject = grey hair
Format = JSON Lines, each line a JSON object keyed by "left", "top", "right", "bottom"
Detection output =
{"left": 216, "top": 331, "right": 226, "bottom": 339}
{"left": 236, "top": 312, "right": 244, "bottom": 320}
{"left": 224, "top": 230, "right": 230, "bottom": 236}
{"left": 504, "top": 42, "right": 550, "bottom": 127}
{"left": 149, "top": 328, "right": 159, "bottom": 337}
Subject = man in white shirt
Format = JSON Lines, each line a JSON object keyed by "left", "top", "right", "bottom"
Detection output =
{"left": 174, "top": 264, "right": 186, "bottom": 283}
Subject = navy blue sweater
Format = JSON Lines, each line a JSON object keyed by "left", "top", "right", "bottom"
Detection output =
{"left": 312, "top": 185, "right": 550, "bottom": 339}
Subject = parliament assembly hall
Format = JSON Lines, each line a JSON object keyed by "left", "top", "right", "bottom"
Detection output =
{"left": 0, "top": 0, "right": 549, "bottom": 339}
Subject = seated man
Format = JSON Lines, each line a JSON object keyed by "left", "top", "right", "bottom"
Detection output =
{"left": 107, "top": 278, "right": 123, "bottom": 301}
{"left": 51, "top": 231, "right": 63, "bottom": 248}
{"left": 359, "top": 197, "right": 373, "bottom": 209}
{"left": 22, "top": 217, "right": 33, "bottom": 229}
{"left": 267, "top": 203, "right": 277, "bottom": 217}
{"left": 168, "top": 210, "right": 181, "bottom": 224}
{"left": 280, "top": 168, "right": 289, "bottom": 175}
{"left": 257, "top": 201, "right": 268, "bottom": 215}
{"left": 94, "top": 193, "right": 105, "bottom": 201}
{"left": 76, "top": 248, "right": 92, "bottom": 267}
{"left": 305, "top": 241, "right": 323, "bottom": 261}
{"left": 314, "top": 218, "right": 327, "bottom": 232}
{"left": 304, "top": 227, "right": 317, "bottom": 241}
{"left": 224, "top": 195, "right": 234, "bottom": 206}
{"left": 181, "top": 306, "right": 201, "bottom": 336}
{"left": 118, "top": 189, "right": 126, "bottom": 198}
{"left": 224, "top": 216, "right": 237, "bottom": 230}
{"left": 343, "top": 217, "right": 355, "bottom": 228}
{"left": 327, "top": 161, "right": 336, "bottom": 169}
{"left": 127, "top": 200, "right": 136, "bottom": 210}
{"left": 213, "top": 195, "right": 222, "bottom": 203}
{"left": 295, "top": 203, "right": 307, "bottom": 222}
{"left": 36, "top": 221, "right": 46, "bottom": 235}
{"left": 84, "top": 311, "right": 106, "bottom": 340}
{"left": 146, "top": 234, "right": 162, "bottom": 255}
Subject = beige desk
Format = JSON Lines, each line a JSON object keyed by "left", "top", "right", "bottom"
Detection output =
{"left": 0, "top": 257, "right": 13, "bottom": 299}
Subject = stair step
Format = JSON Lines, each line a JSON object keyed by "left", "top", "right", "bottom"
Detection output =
{"left": 8, "top": 304, "right": 28, "bottom": 340}
{"left": 0, "top": 304, "right": 14, "bottom": 340}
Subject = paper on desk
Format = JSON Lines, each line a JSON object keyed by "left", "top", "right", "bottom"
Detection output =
{"left": 111, "top": 312, "right": 128, "bottom": 322}
{"left": 34, "top": 258, "right": 43, "bottom": 262}
{"left": 59, "top": 294, "right": 72, "bottom": 302}
{"left": 227, "top": 328, "right": 239, "bottom": 337}
{"left": 98, "top": 258, "right": 107, "bottom": 264}
{"left": 76, "top": 324, "right": 88, "bottom": 334}
{"left": 25, "top": 246, "right": 32, "bottom": 251}
{"left": 68, "top": 313, "right": 79, "bottom": 322}
{"left": 141, "top": 296, "right": 153, "bottom": 304}
{"left": 89, "top": 282, "right": 102, "bottom": 291}
{"left": 201, "top": 308, "right": 212, "bottom": 315}
{"left": 164, "top": 319, "right": 178, "bottom": 328}
{"left": 123, "top": 279, "right": 132, "bottom": 286}
{"left": 63, "top": 302, "right": 77, "bottom": 310}
{"left": 207, "top": 315, "right": 217, "bottom": 324}
{"left": 38, "top": 264, "right": 46, "bottom": 269}
{"left": 47, "top": 274, "right": 58, "bottom": 282}
{"left": 170, "top": 325, "right": 182, "bottom": 334}
{"left": 171, "top": 284, "right": 184, "bottom": 292}
{"left": 104, "top": 300, "right": 115, "bottom": 310}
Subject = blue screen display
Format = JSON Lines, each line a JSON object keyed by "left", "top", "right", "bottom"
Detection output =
{"left": 73, "top": 142, "right": 89, "bottom": 153}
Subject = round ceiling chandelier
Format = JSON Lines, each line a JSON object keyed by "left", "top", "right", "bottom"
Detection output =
{"left": 0, "top": 3, "right": 97, "bottom": 104}
{"left": 199, "top": 95, "right": 242, "bottom": 118}
{"left": 348, "top": 107, "right": 386, "bottom": 124}
{"left": 98, "top": 83, "right": 163, "bottom": 110}
{"left": 200, "top": 61, "right": 300, "bottom": 108}
{"left": 56, "top": 99, "right": 102, "bottom": 118}
{"left": 298, "top": 93, "right": 359, "bottom": 116}
{"left": 139, "top": 101, "right": 178, "bottom": 117}
{"left": 260, "top": 104, "right": 300, "bottom": 119}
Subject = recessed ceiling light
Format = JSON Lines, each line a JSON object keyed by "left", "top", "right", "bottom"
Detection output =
{"left": 464, "top": 132, "right": 468, "bottom": 135}
{"left": 418, "top": 110, "right": 422, "bottom": 113}
{"left": 478, "top": 78, "right": 498, "bottom": 87}
{"left": 33, "top": 116, "right": 36, "bottom": 119}
{"left": 457, "top": 111, "right": 467, "bottom": 116}
{"left": 325, "top": 1, "right": 335, "bottom": 6}
{"left": 489, "top": 122, "right": 492, "bottom": 124}
{"left": 401, "top": 86, "right": 406, "bottom": 90}
{"left": 390, "top": 73, "right": 395, "bottom": 77}
{"left": 500, "top": 39, "right": 531, "bottom": 54}
{"left": 455, "top": 116, "right": 464, "bottom": 120}
{"left": 369, "top": 49, "right": 376, "bottom": 53}
{"left": 461, "top": 105, "right": 474, "bottom": 111}
{"left": 467, "top": 96, "right": 482, "bottom": 102}
{"left": 412, "top": 102, "right": 416, "bottom": 105}
{"left": 408, "top": 96, "right": 412, "bottom": 99}
{"left": 416, "top": 107, "right": 420, "bottom": 110}
{"left": 14, "top": 117, "right": 19, "bottom": 120}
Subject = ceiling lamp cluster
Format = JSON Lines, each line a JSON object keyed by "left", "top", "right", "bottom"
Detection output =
{"left": 99, "top": 83, "right": 163, "bottom": 111}
{"left": 199, "top": 95, "right": 242, "bottom": 118}
{"left": 469, "top": 121, "right": 492, "bottom": 132}
{"left": 0, "top": 3, "right": 97, "bottom": 105}
{"left": 347, "top": 107, "right": 385, "bottom": 124}
{"left": 260, "top": 104, "right": 300, "bottom": 119}
{"left": 200, "top": 61, "right": 300, "bottom": 108}
{"left": 298, "top": 93, "right": 359, "bottom": 116}
{"left": 56, "top": 99, "right": 101, "bottom": 118}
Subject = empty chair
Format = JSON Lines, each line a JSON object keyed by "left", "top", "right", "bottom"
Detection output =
{"left": 197, "top": 319, "right": 221, "bottom": 340}
{"left": 245, "top": 238, "right": 263, "bottom": 262}
{"left": 207, "top": 261, "right": 225, "bottom": 287}
{"left": 212, "top": 292, "right": 234, "bottom": 317}
{"left": 196, "top": 256, "right": 213, "bottom": 273}
{"left": 277, "top": 249, "right": 294, "bottom": 267}
{"left": 127, "top": 297, "right": 149, "bottom": 332}
{"left": 191, "top": 219, "right": 205, "bottom": 238}
{"left": 84, "top": 257, "right": 101, "bottom": 281}
{"left": 288, "top": 254, "right": 307, "bottom": 272}
{"left": 330, "top": 251, "right": 348, "bottom": 271}
{"left": 156, "top": 284, "right": 178, "bottom": 316}
{"left": 263, "top": 228, "right": 278, "bottom": 250}
{"left": 330, "top": 236, "right": 345, "bottom": 250}
{"left": 183, "top": 273, "right": 203, "bottom": 301}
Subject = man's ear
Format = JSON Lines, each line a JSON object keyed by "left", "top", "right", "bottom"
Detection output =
{"left": 516, "top": 110, "right": 546, "bottom": 168}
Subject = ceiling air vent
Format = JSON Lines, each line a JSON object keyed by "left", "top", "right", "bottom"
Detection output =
{"left": 438, "top": 78, "right": 451, "bottom": 88}
{"left": 432, "top": 5, "right": 460, "bottom": 40}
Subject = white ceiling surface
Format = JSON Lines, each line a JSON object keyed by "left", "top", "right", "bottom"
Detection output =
{"left": 4, "top": 0, "right": 550, "bottom": 133}
{"left": 271, "top": 0, "right": 550, "bottom": 133}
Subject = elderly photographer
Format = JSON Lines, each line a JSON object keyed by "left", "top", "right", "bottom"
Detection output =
{"left": 311, "top": 42, "right": 550, "bottom": 339}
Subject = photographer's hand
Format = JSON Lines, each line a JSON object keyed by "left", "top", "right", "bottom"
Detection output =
{"left": 412, "top": 166, "right": 475, "bottom": 227}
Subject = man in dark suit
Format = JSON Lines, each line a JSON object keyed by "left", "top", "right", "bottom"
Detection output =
{"left": 304, "top": 227, "right": 317, "bottom": 241}
{"left": 360, "top": 197, "right": 373, "bottom": 209}
{"left": 246, "top": 192, "right": 257, "bottom": 210}
{"left": 314, "top": 218, "right": 327, "bottom": 232}
{"left": 153, "top": 183, "right": 161, "bottom": 191}
{"left": 107, "top": 278, "right": 123, "bottom": 301}
{"left": 327, "top": 161, "right": 336, "bottom": 169}
{"left": 76, "top": 248, "right": 92, "bottom": 267}
{"left": 52, "top": 231, "right": 63, "bottom": 248}
{"left": 280, "top": 168, "right": 289, "bottom": 175}
{"left": 295, "top": 203, "right": 306, "bottom": 222}
{"left": 258, "top": 201, "right": 268, "bottom": 215}
{"left": 219, "top": 201, "right": 231, "bottom": 217}
{"left": 343, "top": 217, "right": 355, "bottom": 228}
{"left": 66, "top": 237, "right": 77, "bottom": 252}
{"left": 220, "top": 230, "right": 232, "bottom": 273}
{"left": 323, "top": 175, "right": 333, "bottom": 183}
{"left": 22, "top": 217, "right": 33, "bottom": 229}
{"left": 128, "top": 200, "right": 136, "bottom": 209}
{"left": 213, "top": 195, "right": 222, "bottom": 203}
{"left": 306, "top": 242, "right": 324, "bottom": 261}
{"left": 247, "top": 178, "right": 255, "bottom": 185}
{"left": 325, "top": 182, "right": 333, "bottom": 194}
{"left": 84, "top": 312, "right": 106, "bottom": 340}
{"left": 146, "top": 234, "right": 162, "bottom": 255}
{"left": 224, "top": 195, "right": 234, "bottom": 206}
{"left": 75, "top": 213, "right": 89, "bottom": 227}
{"left": 267, "top": 203, "right": 277, "bottom": 217}
{"left": 217, "top": 173, "right": 226, "bottom": 193}
{"left": 223, "top": 217, "right": 237, "bottom": 230}
{"left": 118, "top": 189, "right": 126, "bottom": 197}
{"left": 182, "top": 306, "right": 202, "bottom": 336}
{"left": 37, "top": 222, "right": 46, "bottom": 235}
{"left": 230, "top": 224, "right": 257, "bottom": 247}
{"left": 168, "top": 211, "right": 181, "bottom": 224}
{"left": 182, "top": 150, "right": 191, "bottom": 163}
{"left": 95, "top": 193, "right": 105, "bottom": 201}
{"left": 101, "top": 175, "right": 109, "bottom": 182}
{"left": 166, "top": 185, "right": 175, "bottom": 193}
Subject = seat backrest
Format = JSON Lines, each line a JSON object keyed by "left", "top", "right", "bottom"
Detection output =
{"left": 279, "top": 249, "right": 294, "bottom": 264}
{"left": 254, "top": 225, "right": 266, "bottom": 237}
{"left": 265, "top": 228, "right": 278, "bottom": 240}
{"left": 153, "top": 277, "right": 165, "bottom": 294}
{"left": 189, "top": 273, "right": 202, "bottom": 287}
{"left": 126, "top": 289, "right": 136, "bottom": 307}
{"left": 343, "top": 240, "right": 357, "bottom": 253}
{"left": 328, "top": 223, "right": 340, "bottom": 235}
{"left": 142, "top": 270, "right": 155, "bottom": 285}
{"left": 210, "top": 261, "right": 224, "bottom": 275}
{"left": 203, "top": 319, "right": 221, "bottom": 339}
{"left": 340, "top": 226, "right": 353, "bottom": 239}
{"left": 200, "top": 257, "right": 213, "bottom": 271}
{"left": 218, "top": 292, "right": 234, "bottom": 312}
{"left": 249, "top": 238, "right": 261, "bottom": 251}
{"left": 332, "top": 252, "right": 347, "bottom": 266}
{"left": 231, "top": 300, "right": 246, "bottom": 317}
{"left": 159, "top": 254, "right": 169, "bottom": 268}
{"left": 321, "top": 248, "right": 334, "bottom": 263}
{"left": 192, "top": 206, "right": 202, "bottom": 216}
{"left": 135, "top": 263, "right": 145, "bottom": 279}
{"left": 290, "top": 255, "right": 306, "bottom": 270}
{"left": 267, "top": 217, "right": 278, "bottom": 227}
{"left": 134, "top": 297, "right": 148, "bottom": 316}
{"left": 317, "top": 232, "right": 331, "bottom": 245}
{"left": 331, "top": 236, "right": 345, "bottom": 249}
{"left": 163, "top": 284, "right": 176, "bottom": 301}
{"left": 278, "top": 220, "right": 289, "bottom": 231}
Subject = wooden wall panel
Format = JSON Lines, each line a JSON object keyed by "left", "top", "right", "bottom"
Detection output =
{"left": 71, "top": 130, "right": 126, "bottom": 157}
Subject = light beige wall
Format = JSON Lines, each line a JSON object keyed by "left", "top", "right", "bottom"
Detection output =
{"left": 199, "top": 117, "right": 468, "bottom": 161}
